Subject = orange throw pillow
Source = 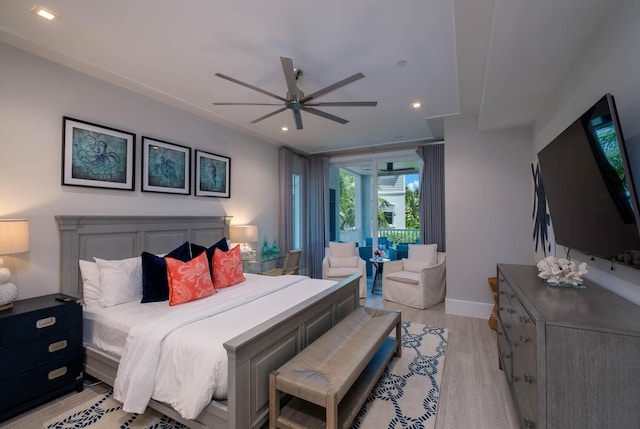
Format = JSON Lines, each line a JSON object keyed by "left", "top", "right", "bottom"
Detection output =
{"left": 166, "top": 251, "right": 216, "bottom": 306}
{"left": 213, "top": 245, "right": 246, "bottom": 288}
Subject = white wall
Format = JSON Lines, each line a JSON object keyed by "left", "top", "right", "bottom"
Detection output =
{"left": 444, "top": 116, "right": 533, "bottom": 318}
{"left": 0, "top": 42, "right": 280, "bottom": 300}
{"left": 532, "top": 0, "right": 640, "bottom": 304}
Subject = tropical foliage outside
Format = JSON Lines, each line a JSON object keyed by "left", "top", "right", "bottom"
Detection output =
{"left": 339, "top": 170, "right": 420, "bottom": 233}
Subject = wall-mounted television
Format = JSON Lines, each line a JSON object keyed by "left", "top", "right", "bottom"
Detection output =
{"left": 538, "top": 93, "right": 640, "bottom": 268}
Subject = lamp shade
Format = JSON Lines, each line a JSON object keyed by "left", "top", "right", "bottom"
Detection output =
{"left": 0, "top": 219, "right": 30, "bottom": 255}
{"left": 229, "top": 225, "right": 258, "bottom": 243}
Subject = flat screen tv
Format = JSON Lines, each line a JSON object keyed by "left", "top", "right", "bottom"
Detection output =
{"left": 538, "top": 93, "right": 640, "bottom": 268}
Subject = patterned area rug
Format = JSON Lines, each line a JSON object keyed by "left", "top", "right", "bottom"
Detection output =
{"left": 43, "top": 321, "right": 447, "bottom": 429}
{"left": 43, "top": 390, "right": 185, "bottom": 429}
{"left": 351, "top": 321, "right": 449, "bottom": 429}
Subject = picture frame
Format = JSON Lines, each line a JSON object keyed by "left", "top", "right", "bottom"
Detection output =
{"left": 62, "top": 116, "right": 135, "bottom": 190}
{"left": 142, "top": 137, "right": 191, "bottom": 195}
{"left": 195, "top": 150, "right": 231, "bottom": 198}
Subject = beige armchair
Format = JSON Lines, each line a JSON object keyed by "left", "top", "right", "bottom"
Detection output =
{"left": 322, "top": 242, "right": 367, "bottom": 299}
{"left": 382, "top": 244, "right": 446, "bottom": 309}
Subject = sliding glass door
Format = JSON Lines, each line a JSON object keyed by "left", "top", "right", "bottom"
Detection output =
{"left": 329, "top": 151, "right": 421, "bottom": 273}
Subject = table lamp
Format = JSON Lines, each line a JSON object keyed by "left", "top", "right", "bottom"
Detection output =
{"left": 0, "top": 219, "right": 30, "bottom": 311}
{"left": 229, "top": 225, "right": 258, "bottom": 260}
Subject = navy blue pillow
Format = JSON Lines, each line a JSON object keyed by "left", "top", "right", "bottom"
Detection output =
{"left": 190, "top": 237, "right": 229, "bottom": 277}
{"left": 141, "top": 241, "right": 192, "bottom": 303}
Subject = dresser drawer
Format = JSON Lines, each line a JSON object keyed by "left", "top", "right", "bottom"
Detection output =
{"left": 497, "top": 319, "right": 513, "bottom": 382}
{"left": 0, "top": 329, "right": 82, "bottom": 375}
{"left": 0, "top": 354, "right": 83, "bottom": 411}
{"left": 0, "top": 304, "right": 81, "bottom": 347}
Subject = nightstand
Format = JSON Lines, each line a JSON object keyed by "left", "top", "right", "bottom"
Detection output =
{"left": 242, "top": 254, "right": 285, "bottom": 274}
{"left": 0, "top": 294, "right": 83, "bottom": 421}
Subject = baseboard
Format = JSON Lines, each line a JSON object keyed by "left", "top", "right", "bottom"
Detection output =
{"left": 445, "top": 298, "right": 493, "bottom": 320}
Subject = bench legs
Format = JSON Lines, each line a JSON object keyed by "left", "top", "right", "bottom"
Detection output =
{"left": 326, "top": 392, "right": 338, "bottom": 429}
{"left": 269, "top": 371, "right": 280, "bottom": 429}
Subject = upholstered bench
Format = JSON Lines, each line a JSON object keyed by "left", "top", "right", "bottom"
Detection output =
{"left": 269, "top": 306, "right": 401, "bottom": 429}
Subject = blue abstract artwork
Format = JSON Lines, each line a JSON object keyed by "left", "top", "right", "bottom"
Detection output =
{"left": 199, "top": 157, "right": 227, "bottom": 193}
{"left": 532, "top": 163, "right": 552, "bottom": 256}
{"left": 148, "top": 146, "right": 186, "bottom": 189}
{"left": 71, "top": 128, "right": 128, "bottom": 183}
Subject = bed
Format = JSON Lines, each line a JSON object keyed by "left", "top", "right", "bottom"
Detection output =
{"left": 56, "top": 215, "right": 360, "bottom": 429}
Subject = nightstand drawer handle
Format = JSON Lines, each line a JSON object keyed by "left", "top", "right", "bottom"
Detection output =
{"left": 49, "top": 340, "right": 68, "bottom": 353}
{"left": 48, "top": 366, "right": 67, "bottom": 380}
{"left": 36, "top": 316, "right": 57, "bottom": 329}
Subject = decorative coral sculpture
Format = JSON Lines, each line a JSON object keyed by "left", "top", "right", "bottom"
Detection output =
{"left": 537, "top": 256, "right": 588, "bottom": 287}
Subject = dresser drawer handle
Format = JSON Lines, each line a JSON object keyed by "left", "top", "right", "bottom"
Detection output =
{"left": 36, "top": 316, "right": 57, "bottom": 329}
{"left": 519, "top": 335, "right": 530, "bottom": 344}
{"left": 523, "top": 374, "right": 536, "bottom": 384}
{"left": 507, "top": 308, "right": 516, "bottom": 314}
{"left": 48, "top": 340, "right": 68, "bottom": 353}
{"left": 48, "top": 366, "right": 67, "bottom": 380}
{"left": 502, "top": 351, "right": 512, "bottom": 360}
{"left": 524, "top": 418, "right": 536, "bottom": 428}
{"left": 519, "top": 316, "right": 529, "bottom": 324}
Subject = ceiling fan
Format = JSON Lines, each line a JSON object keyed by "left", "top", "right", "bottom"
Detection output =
{"left": 212, "top": 57, "right": 377, "bottom": 130}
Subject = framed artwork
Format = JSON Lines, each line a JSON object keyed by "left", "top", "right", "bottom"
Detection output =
{"left": 195, "top": 150, "right": 230, "bottom": 198}
{"left": 142, "top": 137, "right": 191, "bottom": 195}
{"left": 62, "top": 117, "right": 135, "bottom": 190}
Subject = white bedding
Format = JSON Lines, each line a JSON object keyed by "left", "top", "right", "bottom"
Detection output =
{"left": 83, "top": 273, "right": 338, "bottom": 419}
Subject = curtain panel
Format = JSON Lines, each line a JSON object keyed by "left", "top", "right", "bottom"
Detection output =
{"left": 417, "top": 144, "right": 446, "bottom": 251}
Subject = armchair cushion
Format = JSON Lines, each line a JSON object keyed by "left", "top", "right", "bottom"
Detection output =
{"left": 329, "top": 256, "right": 358, "bottom": 268}
{"left": 327, "top": 266, "right": 361, "bottom": 277}
{"left": 409, "top": 244, "right": 437, "bottom": 266}
{"left": 403, "top": 258, "right": 432, "bottom": 273}
{"left": 385, "top": 270, "right": 420, "bottom": 285}
{"left": 329, "top": 241, "right": 356, "bottom": 257}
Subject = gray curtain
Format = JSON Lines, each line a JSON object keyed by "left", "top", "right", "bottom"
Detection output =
{"left": 278, "top": 148, "right": 294, "bottom": 253}
{"left": 417, "top": 143, "right": 446, "bottom": 251}
{"left": 306, "top": 155, "right": 330, "bottom": 278}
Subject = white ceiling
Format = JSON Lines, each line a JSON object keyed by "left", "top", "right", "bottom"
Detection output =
{"left": 0, "top": 0, "right": 621, "bottom": 154}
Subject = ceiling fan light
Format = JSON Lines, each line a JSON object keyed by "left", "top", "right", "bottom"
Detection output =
{"left": 411, "top": 101, "right": 422, "bottom": 109}
{"left": 281, "top": 126, "right": 289, "bottom": 132}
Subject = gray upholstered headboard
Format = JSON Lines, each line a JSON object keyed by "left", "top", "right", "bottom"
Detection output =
{"left": 56, "top": 215, "right": 231, "bottom": 298}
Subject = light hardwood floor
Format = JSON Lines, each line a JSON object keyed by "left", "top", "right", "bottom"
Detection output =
{"left": 0, "top": 281, "right": 519, "bottom": 429}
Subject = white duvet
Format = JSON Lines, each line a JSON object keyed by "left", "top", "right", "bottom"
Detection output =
{"left": 99, "top": 274, "right": 337, "bottom": 419}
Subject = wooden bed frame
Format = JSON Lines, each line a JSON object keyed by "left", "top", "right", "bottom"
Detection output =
{"left": 56, "top": 215, "right": 360, "bottom": 429}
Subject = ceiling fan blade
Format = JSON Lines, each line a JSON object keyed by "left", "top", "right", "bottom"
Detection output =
{"left": 214, "top": 73, "right": 287, "bottom": 102}
{"left": 301, "top": 73, "right": 365, "bottom": 102}
{"left": 308, "top": 101, "right": 378, "bottom": 107}
{"left": 280, "top": 57, "right": 299, "bottom": 101}
{"left": 213, "top": 102, "right": 284, "bottom": 106}
{"left": 292, "top": 108, "right": 303, "bottom": 130}
{"left": 303, "top": 107, "right": 349, "bottom": 124}
{"left": 250, "top": 107, "right": 289, "bottom": 124}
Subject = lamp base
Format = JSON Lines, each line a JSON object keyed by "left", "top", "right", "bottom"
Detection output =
{"left": 0, "top": 302, "right": 13, "bottom": 312}
{"left": 0, "top": 281, "right": 18, "bottom": 308}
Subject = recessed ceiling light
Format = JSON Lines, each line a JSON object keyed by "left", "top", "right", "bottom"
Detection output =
{"left": 396, "top": 60, "right": 408, "bottom": 68}
{"left": 31, "top": 6, "right": 58, "bottom": 21}
{"left": 411, "top": 101, "right": 422, "bottom": 109}
{"left": 281, "top": 126, "right": 289, "bottom": 132}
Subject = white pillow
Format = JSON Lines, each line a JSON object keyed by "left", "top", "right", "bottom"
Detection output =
{"left": 330, "top": 256, "right": 358, "bottom": 268}
{"left": 79, "top": 259, "right": 101, "bottom": 306}
{"left": 329, "top": 241, "right": 355, "bottom": 257}
{"left": 408, "top": 244, "right": 437, "bottom": 266}
{"left": 94, "top": 256, "right": 142, "bottom": 307}
{"left": 403, "top": 258, "right": 432, "bottom": 273}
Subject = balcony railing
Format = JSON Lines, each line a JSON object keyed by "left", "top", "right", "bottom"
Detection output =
{"left": 338, "top": 227, "right": 420, "bottom": 246}
{"left": 378, "top": 228, "right": 420, "bottom": 245}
